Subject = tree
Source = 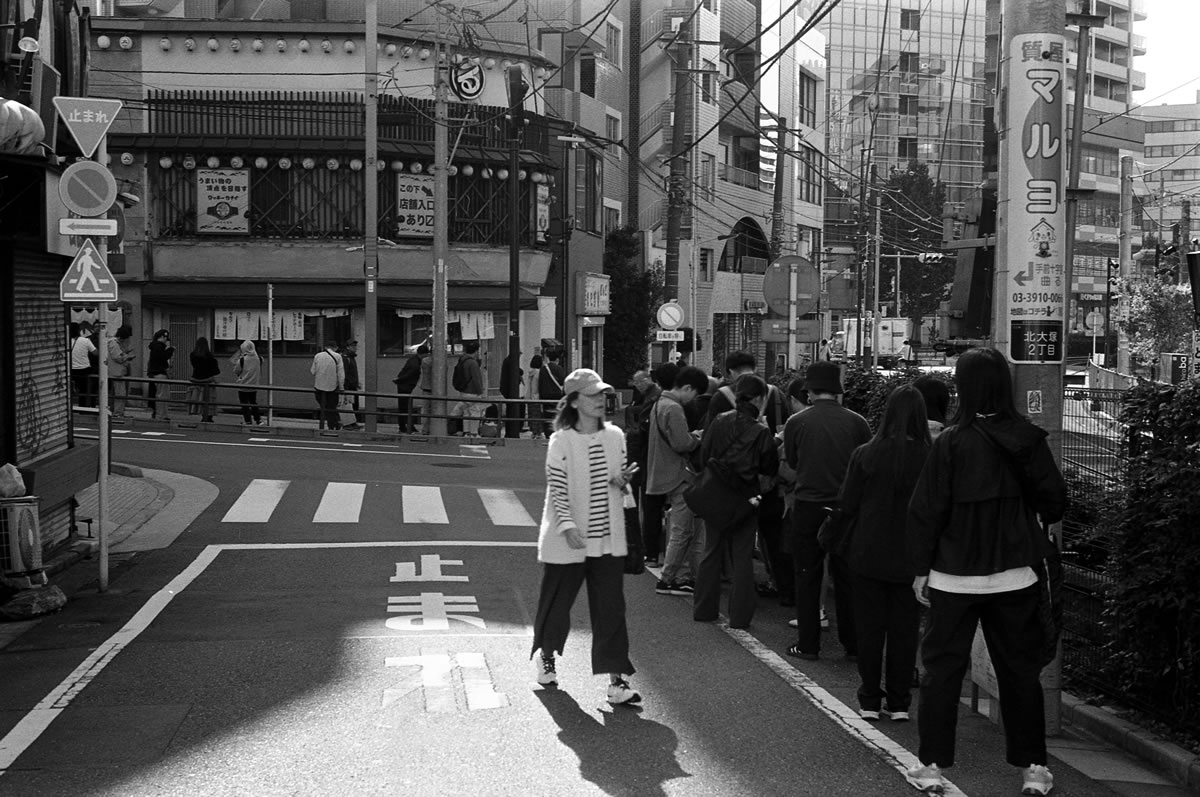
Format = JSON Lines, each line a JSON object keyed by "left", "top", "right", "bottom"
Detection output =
{"left": 878, "top": 161, "right": 952, "bottom": 340}
{"left": 1115, "top": 276, "right": 1196, "bottom": 375}
{"left": 602, "top": 225, "right": 663, "bottom": 386}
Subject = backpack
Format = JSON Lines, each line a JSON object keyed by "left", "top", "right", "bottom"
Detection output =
{"left": 716, "top": 383, "right": 788, "bottom": 432}
{"left": 452, "top": 356, "right": 471, "bottom": 392}
{"left": 625, "top": 398, "right": 658, "bottom": 467}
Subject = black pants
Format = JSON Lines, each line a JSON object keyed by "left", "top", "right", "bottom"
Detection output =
{"left": 397, "top": 391, "right": 415, "bottom": 432}
{"left": 71, "top": 369, "right": 93, "bottom": 407}
{"left": 502, "top": 399, "right": 524, "bottom": 438}
{"left": 314, "top": 388, "right": 340, "bottom": 429}
{"left": 918, "top": 584, "right": 1047, "bottom": 769}
{"left": 530, "top": 555, "right": 635, "bottom": 676}
{"left": 694, "top": 506, "right": 757, "bottom": 628}
{"left": 237, "top": 390, "right": 262, "bottom": 424}
{"left": 851, "top": 573, "right": 919, "bottom": 712}
{"left": 640, "top": 491, "right": 667, "bottom": 561}
{"left": 791, "top": 501, "right": 856, "bottom": 655}
{"left": 757, "top": 491, "right": 793, "bottom": 599}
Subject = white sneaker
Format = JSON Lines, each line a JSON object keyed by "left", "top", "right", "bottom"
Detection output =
{"left": 1021, "top": 764, "right": 1054, "bottom": 795}
{"left": 820, "top": 606, "right": 830, "bottom": 630}
{"left": 858, "top": 708, "right": 880, "bottom": 720}
{"left": 905, "top": 763, "right": 945, "bottom": 794}
{"left": 885, "top": 709, "right": 910, "bottom": 722}
{"left": 606, "top": 676, "right": 641, "bottom": 705}
{"left": 536, "top": 655, "right": 557, "bottom": 686}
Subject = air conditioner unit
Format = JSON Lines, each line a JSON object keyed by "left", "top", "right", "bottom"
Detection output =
{"left": 0, "top": 498, "right": 47, "bottom": 589}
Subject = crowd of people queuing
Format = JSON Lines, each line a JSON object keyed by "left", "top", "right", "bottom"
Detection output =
{"left": 531, "top": 348, "right": 1065, "bottom": 796}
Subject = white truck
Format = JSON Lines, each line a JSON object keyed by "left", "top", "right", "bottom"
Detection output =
{"left": 840, "top": 318, "right": 912, "bottom": 367}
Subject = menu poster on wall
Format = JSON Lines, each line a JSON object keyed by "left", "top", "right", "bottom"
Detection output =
{"left": 395, "top": 173, "right": 435, "bottom": 238}
{"left": 197, "top": 169, "right": 250, "bottom": 234}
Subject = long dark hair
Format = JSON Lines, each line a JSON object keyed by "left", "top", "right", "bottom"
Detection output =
{"left": 952, "top": 348, "right": 1020, "bottom": 428}
{"left": 192, "top": 337, "right": 211, "bottom": 357}
{"left": 873, "top": 385, "right": 931, "bottom": 446}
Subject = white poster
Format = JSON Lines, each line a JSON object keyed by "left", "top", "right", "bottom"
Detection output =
{"left": 536, "top": 184, "right": 550, "bottom": 243}
{"left": 213, "top": 310, "right": 238, "bottom": 340}
{"left": 235, "top": 310, "right": 259, "bottom": 340}
{"left": 196, "top": 169, "right": 250, "bottom": 234}
{"left": 395, "top": 173, "right": 435, "bottom": 238}
{"left": 282, "top": 311, "right": 305, "bottom": 341}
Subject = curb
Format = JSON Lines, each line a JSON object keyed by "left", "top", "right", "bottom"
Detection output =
{"left": 1062, "top": 692, "right": 1200, "bottom": 792}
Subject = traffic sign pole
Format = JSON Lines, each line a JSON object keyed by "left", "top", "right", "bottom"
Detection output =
{"left": 96, "top": 136, "right": 111, "bottom": 594}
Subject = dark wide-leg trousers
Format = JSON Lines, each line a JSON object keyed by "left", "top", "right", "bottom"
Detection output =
{"left": 791, "top": 501, "right": 856, "bottom": 655}
{"left": 693, "top": 507, "right": 758, "bottom": 628}
{"left": 530, "top": 555, "right": 635, "bottom": 676}
{"left": 917, "top": 584, "right": 1047, "bottom": 769}
{"left": 851, "top": 573, "right": 920, "bottom": 712}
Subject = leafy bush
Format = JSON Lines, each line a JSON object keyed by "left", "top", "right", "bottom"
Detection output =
{"left": 1102, "top": 380, "right": 1200, "bottom": 728}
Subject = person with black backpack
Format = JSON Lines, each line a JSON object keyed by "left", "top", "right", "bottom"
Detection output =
{"left": 450, "top": 340, "right": 485, "bottom": 436}
{"left": 624, "top": 367, "right": 661, "bottom": 561}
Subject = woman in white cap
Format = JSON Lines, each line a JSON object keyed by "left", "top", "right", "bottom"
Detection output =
{"left": 530, "top": 368, "right": 642, "bottom": 705}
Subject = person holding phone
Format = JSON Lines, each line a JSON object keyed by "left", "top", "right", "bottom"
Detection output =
{"left": 530, "top": 368, "right": 642, "bottom": 706}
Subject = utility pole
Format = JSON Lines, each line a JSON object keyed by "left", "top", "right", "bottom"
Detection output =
{"left": 506, "top": 65, "right": 528, "bottom": 437}
{"left": 363, "top": 0, "right": 379, "bottom": 432}
{"left": 769, "top": 117, "right": 788, "bottom": 261}
{"left": 871, "top": 164, "right": 881, "bottom": 369}
{"left": 1117, "top": 155, "right": 1133, "bottom": 374}
{"left": 429, "top": 36, "right": 449, "bottom": 436}
{"left": 627, "top": 0, "right": 642, "bottom": 223}
{"left": 663, "top": 17, "right": 691, "bottom": 303}
{"left": 998, "top": 0, "right": 1068, "bottom": 735}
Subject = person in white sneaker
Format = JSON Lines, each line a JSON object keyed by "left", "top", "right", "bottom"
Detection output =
{"left": 906, "top": 349, "right": 1066, "bottom": 795}
{"left": 530, "top": 369, "right": 642, "bottom": 705}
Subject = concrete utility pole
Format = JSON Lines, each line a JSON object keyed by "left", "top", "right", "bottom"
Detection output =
{"left": 627, "top": 0, "right": 642, "bottom": 224}
{"left": 363, "top": 0, "right": 379, "bottom": 432}
{"left": 769, "top": 117, "right": 788, "bottom": 261}
{"left": 1117, "top": 154, "right": 1132, "bottom": 374}
{"left": 997, "top": 0, "right": 1068, "bottom": 734}
{"left": 429, "top": 36, "right": 449, "bottom": 436}
{"left": 663, "top": 17, "right": 691, "bottom": 303}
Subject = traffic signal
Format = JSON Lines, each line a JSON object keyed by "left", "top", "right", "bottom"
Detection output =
{"left": 506, "top": 64, "right": 528, "bottom": 134}
{"left": 917, "top": 252, "right": 945, "bottom": 264}
{"left": 1187, "top": 251, "right": 1200, "bottom": 321}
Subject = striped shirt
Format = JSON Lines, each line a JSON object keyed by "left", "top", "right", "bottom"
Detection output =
{"left": 545, "top": 433, "right": 613, "bottom": 557}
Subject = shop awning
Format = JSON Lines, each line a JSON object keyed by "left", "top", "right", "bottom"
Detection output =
{"left": 140, "top": 281, "right": 540, "bottom": 311}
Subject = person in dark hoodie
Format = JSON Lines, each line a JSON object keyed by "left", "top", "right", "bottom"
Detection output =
{"left": 837, "top": 385, "right": 931, "bottom": 722}
{"left": 904, "top": 348, "right": 1066, "bottom": 797}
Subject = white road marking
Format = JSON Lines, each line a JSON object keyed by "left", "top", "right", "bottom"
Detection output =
{"left": 459, "top": 444, "right": 491, "bottom": 458}
{"left": 313, "top": 482, "right": 366, "bottom": 523}
{"left": 221, "top": 479, "right": 289, "bottom": 523}
{"left": 86, "top": 435, "right": 469, "bottom": 459}
{"left": 402, "top": 485, "right": 449, "bottom": 524}
{"left": 478, "top": 489, "right": 537, "bottom": 527}
{"left": 724, "top": 627, "right": 969, "bottom": 796}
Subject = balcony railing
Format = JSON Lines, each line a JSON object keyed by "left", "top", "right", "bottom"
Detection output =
{"left": 718, "top": 162, "right": 764, "bottom": 190}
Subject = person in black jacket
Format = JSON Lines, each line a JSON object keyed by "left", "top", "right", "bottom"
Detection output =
{"left": 904, "top": 348, "right": 1066, "bottom": 797}
{"left": 147, "top": 329, "right": 175, "bottom": 420}
{"left": 393, "top": 344, "right": 424, "bottom": 433}
{"left": 188, "top": 337, "right": 220, "bottom": 422}
{"left": 837, "top": 385, "right": 931, "bottom": 722}
{"left": 691, "top": 374, "right": 779, "bottom": 629}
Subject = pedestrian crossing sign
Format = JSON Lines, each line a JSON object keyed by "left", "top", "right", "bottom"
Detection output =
{"left": 60, "top": 238, "right": 118, "bottom": 302}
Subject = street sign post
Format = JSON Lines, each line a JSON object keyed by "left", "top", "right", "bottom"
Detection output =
{"left": 52, "top": 96, "right": 123, "bottom": 159}
{"left": 59, "top": 161, "right": 118, "bottom": 218}
{"left": 656, "top": 330, "right": 685, "bottom": 342}
{"left": 60, "top": 239, "right": 118, "bottom": 302}
{"left": 656, "top": 302, "right": 685, "bottom": 330}
{"left": 59, "top": 217, "right": 118, "bottom": 236}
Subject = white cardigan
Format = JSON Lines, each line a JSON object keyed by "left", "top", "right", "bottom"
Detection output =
{"left": 537, "top": 425, "right": 629, "bottom": 564}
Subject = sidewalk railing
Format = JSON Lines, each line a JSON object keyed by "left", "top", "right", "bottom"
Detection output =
{"left": 77, "top": 376, "right": 562, "bottom": 436}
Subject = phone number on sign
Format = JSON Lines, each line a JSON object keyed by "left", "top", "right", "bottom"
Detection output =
{"left": 1011, "top": 292, "right": 1063, "bottom": 304}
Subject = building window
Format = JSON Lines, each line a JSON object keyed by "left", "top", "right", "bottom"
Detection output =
{"left": 701, "top": 153, "right": 716, "bottom": 200}
{"left": 606, "top": 114, "right": 621, "bottom": 160}
{"left": 605, "top": 22, "right": 621, "bottom": 66}
{"left": 898, "top": 137, "right": 918, "bottom": 160}
{"left": 582, "top": 151, "right": 603, "bottom": 232}
{"left": 798, "top": 73, "right": 818, "bottom": 129}
{"left": 700, "top": 248, "right": 714, "bottom": 282}
{"left": 580, "top": 54, "right": 596, "bottom": 98}
{"left": 899, "top": 51, "right": 920, "bottom": 74}
{"left": 900, "top": 9, "right": 920, "bottom": 29}
{"left": 899, "top": 94, "right": 918, "bottom": 116}
{"left": 702, "top": 59, "right": 717, "bottom": 103}
{"left": 797, "top": 145, "right": 821, "bottom": 205}
{"left": 604, "top": 205, "right": 621, "bottom": 233}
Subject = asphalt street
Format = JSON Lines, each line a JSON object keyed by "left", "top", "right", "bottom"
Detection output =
{"left": 0, "top": 426, "right": 1177, "bottom": 796}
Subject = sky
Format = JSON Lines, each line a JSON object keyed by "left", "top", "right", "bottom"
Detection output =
{"left": 1132, "top": 4, "right": 1200, "bottom": 108}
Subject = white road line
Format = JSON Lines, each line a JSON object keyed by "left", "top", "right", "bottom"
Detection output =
{"left": 478, "top": 489, "right": 537, "bottom": 527}
{"left": 221, "top": 479, "right": 289, "bottom": 523}
{"left": 724, "top": 627, "right": 968, "bottom": 796}
{"left": 402, "top": 485, "right": 449, "bottom": 524}
{"left": 0, "top": 546, "right": 221, "bottom": 776}
{"left": 313, "top": 482, "right": 366, "bottom": 523}
{"left": 460, "top": 444, "right": 491, "bottom": 458}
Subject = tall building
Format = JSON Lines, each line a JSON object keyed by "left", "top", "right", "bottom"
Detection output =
{"left": 1137, "top": 96, "right": 1200, "bottom": 256}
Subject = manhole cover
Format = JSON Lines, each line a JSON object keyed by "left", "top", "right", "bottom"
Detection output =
{"left": 430, "top": 462, "right": 474, "bottom": 468}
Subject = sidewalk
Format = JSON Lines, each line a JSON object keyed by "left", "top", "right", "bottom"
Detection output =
{"left": 14, "top": 459, "right": 1200, "bottom": 794}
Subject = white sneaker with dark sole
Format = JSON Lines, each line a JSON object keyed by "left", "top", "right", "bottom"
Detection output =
{"left": 606, "top": 677, "right": 641, "bottom": 705}
{"left": 536, "top": 656, "right": 557, "bottom": 686}
{"left": 1021, "top": 764, "right": 1054, "bottom": 795}
{"left": 905, "top": 763, "right": 945, "bottom": 794}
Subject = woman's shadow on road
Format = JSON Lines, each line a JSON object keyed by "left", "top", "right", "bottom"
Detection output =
{"left": 536, "top": 688, "right": 688, "bottom": 796}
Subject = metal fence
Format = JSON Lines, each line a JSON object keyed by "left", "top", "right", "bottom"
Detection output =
{"left": 1059, "top": 388, "right": 1125, "bottom": 699}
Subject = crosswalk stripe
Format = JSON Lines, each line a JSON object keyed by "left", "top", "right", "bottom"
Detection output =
{"left": 222, "top": 479, "right": 289, "bottom": 522}
{"left": 313, "top": 482, "right": 366, "bottom": 523}
{"left": 478, "top": 489, "right": 537, "bottom": 527}
{"left": 402, "top": 485, "right": 449, "bottom": 524}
